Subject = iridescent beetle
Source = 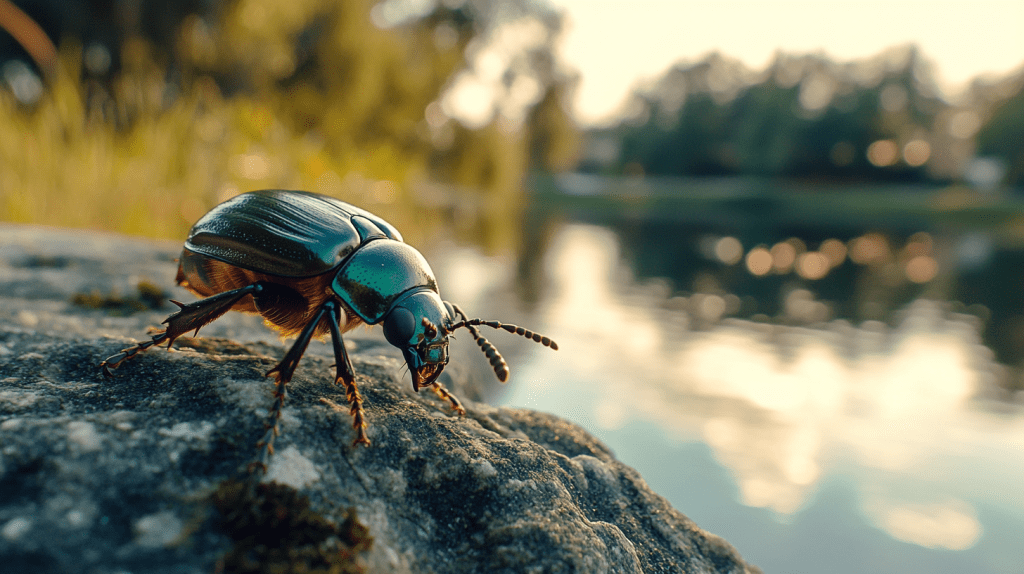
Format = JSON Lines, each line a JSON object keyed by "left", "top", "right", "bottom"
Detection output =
{"left": 101, "top": 190, "right": 557, "bottom": 469}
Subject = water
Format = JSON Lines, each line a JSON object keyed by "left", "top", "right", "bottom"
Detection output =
{"left": 426, "top": 180, "right": 1024, "bottom": 574}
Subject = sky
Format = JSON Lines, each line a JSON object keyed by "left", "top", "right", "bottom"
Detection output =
{"left": 546, "top": 0, "right": 1024, "bottom": 125}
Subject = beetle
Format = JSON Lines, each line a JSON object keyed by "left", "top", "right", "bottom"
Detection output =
{"left": 101, "top": 189, "right": 557, "bottom": 471}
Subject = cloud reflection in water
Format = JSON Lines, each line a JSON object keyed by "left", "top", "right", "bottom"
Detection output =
{"left": 511, "top": 223, "right": 1024, "bottom": 552}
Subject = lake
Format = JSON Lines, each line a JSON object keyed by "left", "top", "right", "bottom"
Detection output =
{"left": 423, "top": 174, "right": 1024, "bottom": 574}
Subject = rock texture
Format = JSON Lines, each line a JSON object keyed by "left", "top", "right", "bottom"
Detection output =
{"left": 0, "top": 224, "right": 760, "bottom": 573}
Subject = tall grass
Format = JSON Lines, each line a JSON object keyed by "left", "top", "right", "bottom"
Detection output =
{"left": 0, "top": 42, "right": 449, "bottom": 243}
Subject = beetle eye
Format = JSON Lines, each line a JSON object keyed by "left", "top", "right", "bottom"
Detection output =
{"left": 383, "top": 307, "right": 416, "bottom": 346}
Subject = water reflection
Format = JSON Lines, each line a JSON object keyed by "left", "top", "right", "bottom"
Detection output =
{"left": 447, "top": 221, "right": 1024, "bottom": 572}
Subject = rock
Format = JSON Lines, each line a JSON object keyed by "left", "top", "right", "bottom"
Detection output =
{"left": 0, "top": 224, "right": 760, "bottom": 573}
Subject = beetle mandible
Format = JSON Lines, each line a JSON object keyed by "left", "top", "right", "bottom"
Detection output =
{"left": 101, "top": 189, "right": 557, "bottom": 471}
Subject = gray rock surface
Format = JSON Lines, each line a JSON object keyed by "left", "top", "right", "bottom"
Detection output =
{"left": 0, "top": 224, "right": 760, "bottom": 574}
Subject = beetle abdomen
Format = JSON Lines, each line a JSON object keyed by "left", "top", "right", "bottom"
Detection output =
{"left": 177, "top": 248, "right": 362, "bottom": 337}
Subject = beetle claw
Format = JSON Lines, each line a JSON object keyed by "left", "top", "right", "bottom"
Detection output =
{"left": 98, "top": 331, "right": 172, "bottom": 375}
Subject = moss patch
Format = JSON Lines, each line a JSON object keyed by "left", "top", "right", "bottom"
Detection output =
{"left": 211, "top": 479, "right": 372, "bottom": 574}
{"left": 71, "top": 279, "right": 167, "bottom": 314}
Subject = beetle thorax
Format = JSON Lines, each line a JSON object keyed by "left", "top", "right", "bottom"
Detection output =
{"left": 331, "top": 240, "right": 439, "bottom": 325}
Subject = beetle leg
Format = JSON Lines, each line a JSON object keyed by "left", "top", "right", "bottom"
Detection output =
{"left": 100, "top": 283, "right": 266, "bottom": 376}
{"left": 426, "top": 382, "right": 466, "bottom": 416}
{"left": 254, "top": 300, "right": 334, "bottom": 474}
{"left": 99, "top": 333, "right": 171, "bottom": 375}
{"left": 324, "top": 300, "right": 371, "bottom": 447}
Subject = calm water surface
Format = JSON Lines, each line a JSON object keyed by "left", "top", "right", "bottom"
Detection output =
{"left": 426, "top": 184, "right": 1024, "bottom": 574}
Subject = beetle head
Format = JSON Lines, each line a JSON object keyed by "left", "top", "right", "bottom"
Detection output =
{"left": 382, "top": 290, "right": 455, "bottom": 391}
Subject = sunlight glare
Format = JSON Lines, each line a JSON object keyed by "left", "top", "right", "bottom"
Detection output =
{"left": 521, "top": 227, "right": 1022, "bottom": 550}
{"left": 548, "top": 0, "right": 1024, "bottom": 125}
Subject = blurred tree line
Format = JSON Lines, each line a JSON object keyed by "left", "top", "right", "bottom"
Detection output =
{"left": 0, "top": 0, "right": 580, "bottom": 246}
{"left": 975, "top": 73, "right": 1024, "bottom": 187}
{"left": 582, "top": 46, "right": 1024, "bottom": 188}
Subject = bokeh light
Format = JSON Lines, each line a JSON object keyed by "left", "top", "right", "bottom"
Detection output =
{"left": 231, "top": 152, "right": 271, "bottom": 180}
{"left": 849, "top": 233, "right": 891, "bottom": 265}
{"left": 867, "top": 140, "right": 899, "bottom": 167}
{"left": 819, "top": 238, "right": 848, "bottom": 268}
{"left": 947, "top": 110, "right": 981, "bottom": 139}
{"left": 771, "top": 239, "right": 806, "bottom": 274}
{"left": 746, "top": 246, "right": 773, "bottom": 276}
{"left": 879, "top": 84, "right": 908, "bottom": 112}
{"left": 905, "top": 255, "right": 939, "bottom": 283}
{"left": 903, "top": 140, "right": 931, "bottom": 167}
{"left": 904, "top": 231, "right": 933, "bottom": 256}
{"left": 715, "top": 236, "right": 744, "bottom": 265}
{"left": 796, "top": 252, "right": 830, "bottom": 280}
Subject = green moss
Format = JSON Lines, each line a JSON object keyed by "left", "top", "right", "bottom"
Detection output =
{"left": 211, "top": 478, "right": 372, "bottom": 574}
{"left": 71, "top": 279, "right": 167, "bottom": 315}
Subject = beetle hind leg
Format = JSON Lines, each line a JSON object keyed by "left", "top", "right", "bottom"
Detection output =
{"left": 100, "top": 283, "right": 266, "bottom": 376}
{"left": 100, "top": 332, "right": 172, "bottom": 375}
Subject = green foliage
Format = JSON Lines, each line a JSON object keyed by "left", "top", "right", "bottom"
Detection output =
{"left": 598, "top": 47, "right": 994, "bottom": 183}
{"left": 0, "top": 0, "right": 581, "bottom": 250}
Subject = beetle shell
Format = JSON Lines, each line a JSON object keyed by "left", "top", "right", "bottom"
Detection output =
{"left": 176, "top": 189, "right": 431, "bottom": 336}
{"left": 185, "top": 189, "right": 402, "bottom": 277}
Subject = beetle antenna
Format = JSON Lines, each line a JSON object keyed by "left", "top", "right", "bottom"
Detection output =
{"left": 448, "top": 318, "right": 559, "bottom": 351}
{"left": 468, "top": 322, "right": 510, "bottom": 382}
{"left": 445, "top": 304, "right": 558, "bottom": 382}
{"left": 442, "top": 303, "right": 507, "bottom": 381}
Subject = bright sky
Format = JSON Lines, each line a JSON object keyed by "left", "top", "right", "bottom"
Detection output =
{"left": 549, "top": 0, "right": 1024, "bottom": 125}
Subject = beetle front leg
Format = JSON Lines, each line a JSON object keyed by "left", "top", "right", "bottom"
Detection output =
{"left": 426, "top": 382, "right": 466, "bottom": 416}
{"left": 325, "top": 300, "right": 370, "bottom": 447}
{"left": 101, "top": 283, "right": 267, "bottom": 375}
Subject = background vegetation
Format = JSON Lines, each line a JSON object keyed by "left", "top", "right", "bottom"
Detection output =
{"left": 1, "top": 0, "right": 1021, "bottom": 251}
{"left": 582, "top": 47, "right": 1024, "bottom": 188}
{"left": 0, "top": 0, "right": 580, "bottom": 250}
